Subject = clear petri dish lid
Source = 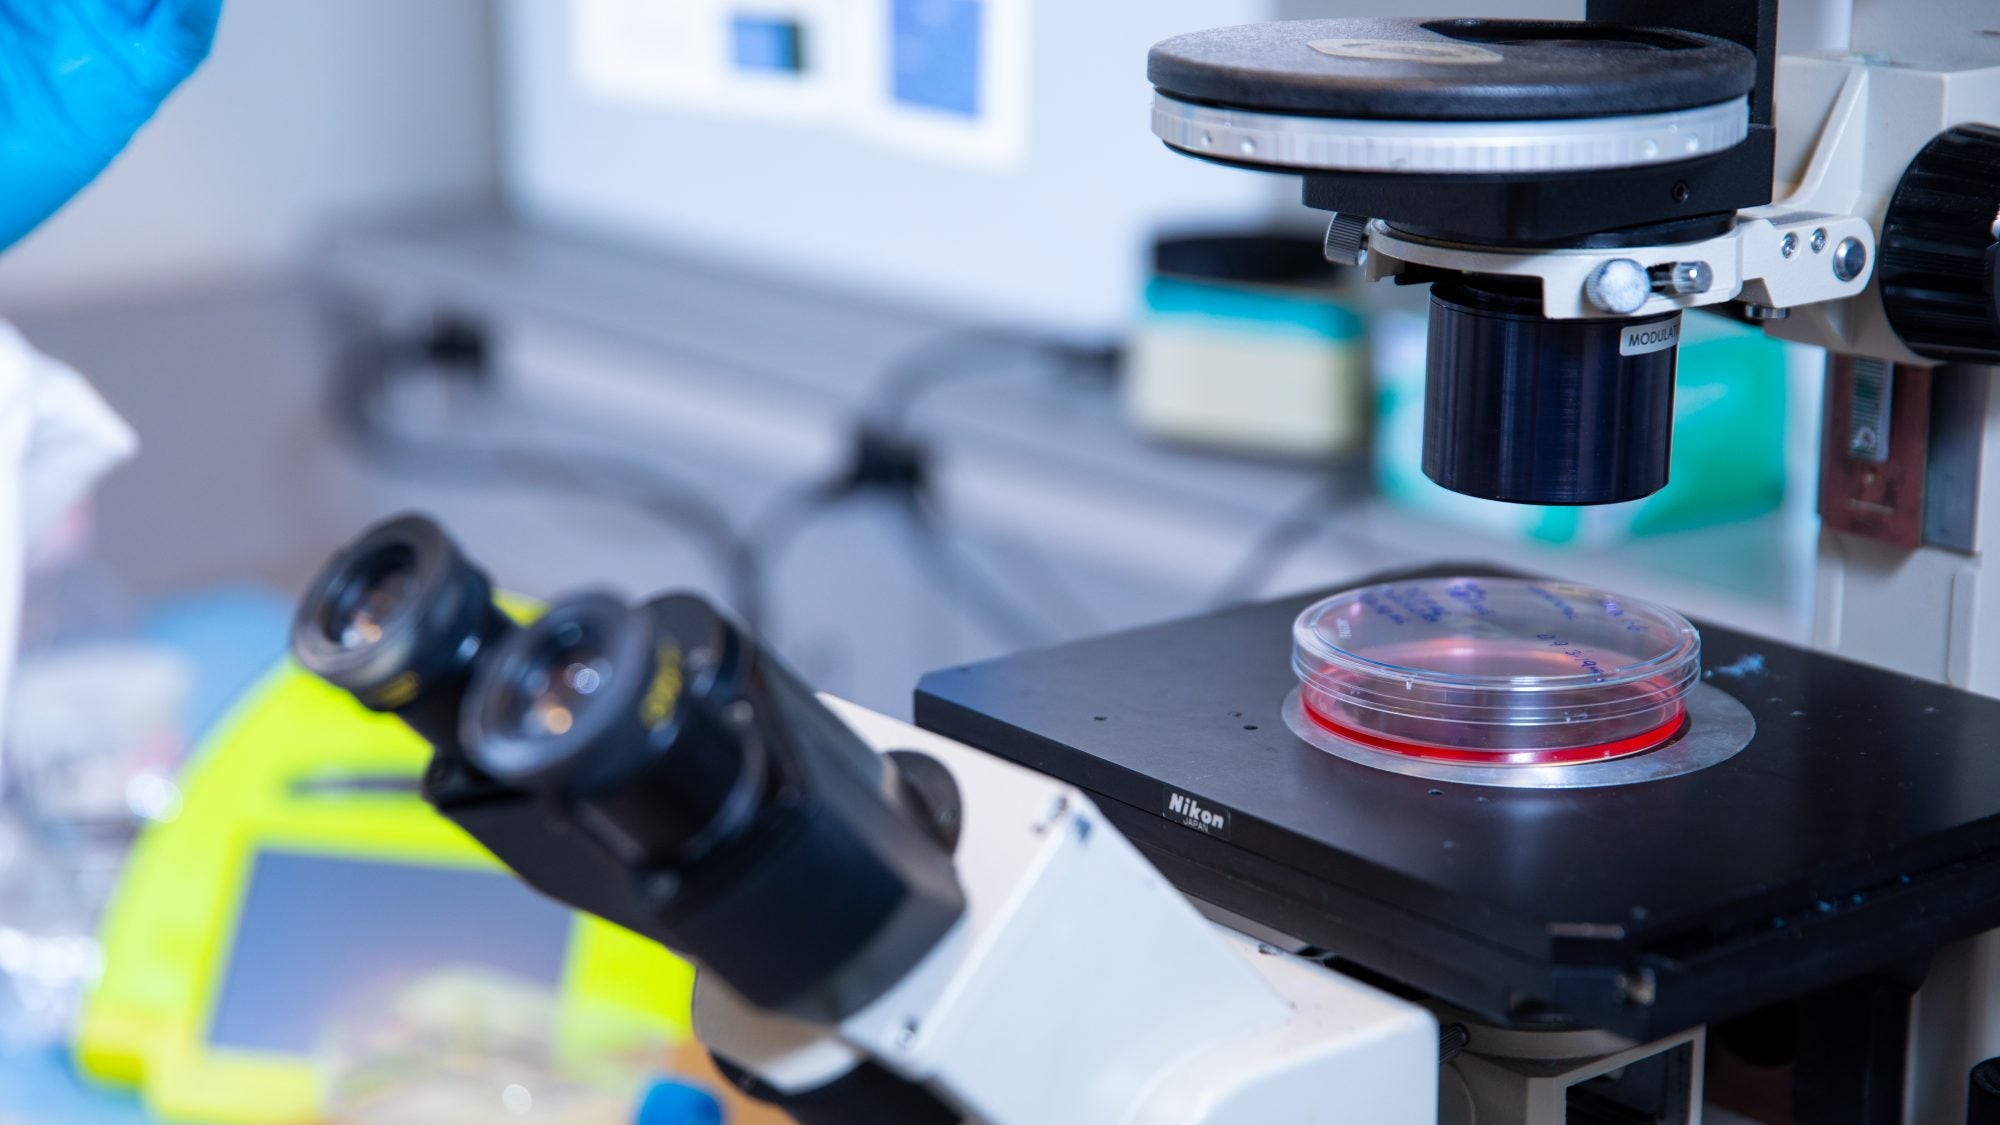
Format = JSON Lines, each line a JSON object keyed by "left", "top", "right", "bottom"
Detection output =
{"left": 1292, "top": 577, "right": 1700, "bottom": 763}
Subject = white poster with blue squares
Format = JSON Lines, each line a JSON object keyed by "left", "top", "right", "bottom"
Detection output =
{"left": 573, "top": 0, "right": 1029, "bottom": 168}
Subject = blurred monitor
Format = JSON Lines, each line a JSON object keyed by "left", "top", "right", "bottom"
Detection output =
{"left": 208, "top": 850, "right": 574, "bottom": 1054}
{"left": 498, "top": 0, "right": 1287, "bottom": 336}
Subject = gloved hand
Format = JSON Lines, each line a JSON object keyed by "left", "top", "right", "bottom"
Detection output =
{"left": 636, "top": 1079, "right": 725, "bottom": 1125}
{"left": 0, "top": 0, "right": 222, "bottom": 250}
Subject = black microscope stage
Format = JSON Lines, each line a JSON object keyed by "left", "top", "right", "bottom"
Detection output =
{"left": 914, "top": 568, "right": 2000, "bottom": 1039}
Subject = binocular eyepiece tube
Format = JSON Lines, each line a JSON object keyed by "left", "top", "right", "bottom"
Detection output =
{"left": 292, "top": 514, "right": 514, "bottom": 755}
{"left": 291, "top": 513, "right": 967, "bottom": 1023}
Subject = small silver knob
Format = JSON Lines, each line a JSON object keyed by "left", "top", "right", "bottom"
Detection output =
{"left": 1654, "top": 261, "right": 1714, "bottom": 296}
{"left": 1322, "top": 213, "right": 1370, "bottom": 268}
{"left": 1833, "top": 237, "right": 1868, "bottom": 282}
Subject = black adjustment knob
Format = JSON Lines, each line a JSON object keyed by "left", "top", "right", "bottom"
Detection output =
{"left": 1879, "top": 123, "right": 2000, "bottom": 363}
{"left": 1970, "top": 1056, "right": 2000, "bottom": 1124}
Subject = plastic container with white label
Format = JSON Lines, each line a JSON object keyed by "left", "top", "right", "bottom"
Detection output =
{"left": 1291, "top": 577, "right": 1701, "bottom": 764}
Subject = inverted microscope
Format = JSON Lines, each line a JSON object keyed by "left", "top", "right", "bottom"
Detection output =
{"left": 292, "top": 3, "right": 2000, "bottom": 1121}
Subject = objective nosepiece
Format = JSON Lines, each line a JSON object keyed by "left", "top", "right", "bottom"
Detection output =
{"left": 1424, "top": 278, "right": 1680, "bottom": 506}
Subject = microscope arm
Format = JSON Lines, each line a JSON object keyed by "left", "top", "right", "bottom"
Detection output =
{"left": 690, "top": 698, "right": 1439, "bottom": 1125}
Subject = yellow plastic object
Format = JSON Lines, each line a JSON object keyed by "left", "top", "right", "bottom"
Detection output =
{"left": 74, "top": 658, "right": 695, "bottom": 1124}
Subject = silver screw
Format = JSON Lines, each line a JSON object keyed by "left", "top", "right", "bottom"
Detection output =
{"left": 1810, "top": 227, "right": 1828, "bottom": 253}
{"left": 1833, "top": 236, "right": 1868, "bottom": 282}
{"left": 1743, "top": 303, "right": 1790, "bottom": 321}
{"left": 1619, "top": 969, "right": 1658, "bottom": 1007}
{"left": 1585, "top": 258, "right": 1651, "bottom": 315}
{"left": 1656, "top": 261, "right": 1713, "bottom": 296}
{"left": 1781, "top": 232, "right": 1799, "bottom": 258}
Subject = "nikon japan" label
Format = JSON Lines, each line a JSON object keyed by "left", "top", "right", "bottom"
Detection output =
{"left": 1163, "top": 789, "right": 1234, "bottom": 839}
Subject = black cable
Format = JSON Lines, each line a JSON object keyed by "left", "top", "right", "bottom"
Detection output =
{"left": 742, "top": 327, "right": 1116, "bottom": 647}
{"left": 1206, "top": 475, "right": 1359, "bottom": 609}
{"left": 332, "top": 312, "right": 1112, "bottom": 649}
{"left": 898, "top": 487, "right": 1065, "bottom": 650}
{"left": 862, "top": 327, "right": 1017, "bottom": 427}
{"left": 971, "top": 521, "right": 1107, "bottom": 637}
{"left": 734, "top": 430, "right": 1063, "bottom": 647}
{"left": 327, "top": 314, "right": 763, "bottom": 624}
{"left": 732, "top": 476, "right": 848, "bottom": 636}
{"left": 869, "top": 328, "right": 1114, "bottom": 635}
{"left": 874, "top": 330, "right": 1117, "bottom": 636}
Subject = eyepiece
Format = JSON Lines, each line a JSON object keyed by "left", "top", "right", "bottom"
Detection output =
{"left": 319, "top": 541, "right": 419, "bottom": 652}
{"left": 464, "top": 592, "right": 761, "bottom": 867}
{"left": 467, "top": 594, "right": 642, "bottom": 781}
{"left": 499, "top": 623, "right": 615, "bottom": 740}
{"left": 291, "top": 513, "right": 514, "bottom": 750}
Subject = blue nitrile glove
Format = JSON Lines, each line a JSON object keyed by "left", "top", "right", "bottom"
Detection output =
{"left": 636, "top": 1079, "right": 725, "bottom": 1125}
{"left": 0, "top": 0, "right": 222, "bottom": 250}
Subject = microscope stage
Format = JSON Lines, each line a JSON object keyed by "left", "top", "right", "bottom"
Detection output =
{"left": 915, "top": 568, "right": 2000, "bottom": 1038}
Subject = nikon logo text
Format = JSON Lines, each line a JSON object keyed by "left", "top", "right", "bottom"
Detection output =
{"left": 1164, "top": 791, "right": 1232, "bottom": 838}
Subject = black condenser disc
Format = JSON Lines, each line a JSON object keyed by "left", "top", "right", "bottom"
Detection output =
{"left": 1149, "top": 18, "right": 1755, "bottom": 122}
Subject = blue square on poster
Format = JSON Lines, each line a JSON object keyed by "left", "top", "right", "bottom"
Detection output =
{"left": 891, "top": 0, "right": 982, "bottom": 117}
{"left": 732, "top": 14, "right": 806, "bottom": 73}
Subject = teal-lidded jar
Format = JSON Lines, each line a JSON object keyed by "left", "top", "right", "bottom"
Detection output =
{"left": 1124, "top": 233, "right": 1367, "bottom": 459}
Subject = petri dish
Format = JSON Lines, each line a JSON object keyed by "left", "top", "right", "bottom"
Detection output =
{"left": 1291, "top": 577, "right": 1700, "bottom": 765}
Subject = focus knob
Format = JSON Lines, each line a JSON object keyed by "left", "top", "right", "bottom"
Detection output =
{"left": 1879, "top": 123, "right": 2000, "bottom": 363}
{"left": 1971, "top": 1056, "right": 2000, "bottom": 1124}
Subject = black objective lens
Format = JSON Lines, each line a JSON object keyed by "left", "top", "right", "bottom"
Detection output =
{"left": 291, "top": 514, "right": 514, "bottom": 752}
{"left": 1424, "top": 277, "right": 1681, "bottom": 505}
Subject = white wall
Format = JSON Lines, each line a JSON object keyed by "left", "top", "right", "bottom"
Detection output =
{"left": 0, "top": 0, "right": 500, "bottom": 309}
{"left": 1278, "top": 0, "right": 1578, "bottom": 16}
{"left": 499, "top": 0, "right": 1284, "bottom": 338}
